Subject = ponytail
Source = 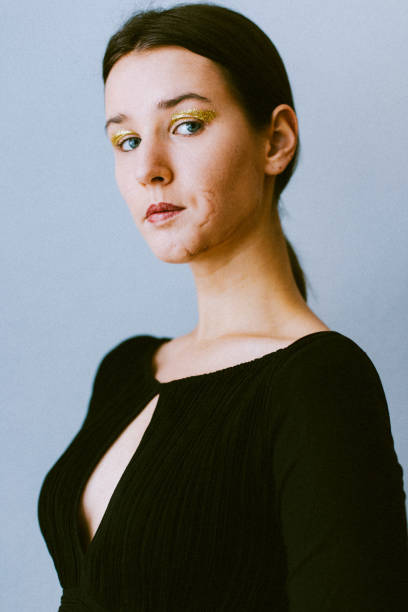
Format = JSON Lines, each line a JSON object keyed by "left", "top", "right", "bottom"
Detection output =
{"left": 284, "top": 236, "right": 307, "bottom": 301}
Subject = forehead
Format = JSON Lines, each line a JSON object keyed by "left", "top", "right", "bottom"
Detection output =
{"left": 104, "top": 46, "right": 233, "bottom": 114}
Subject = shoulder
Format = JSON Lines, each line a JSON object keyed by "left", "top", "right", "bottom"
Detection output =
{"left": 91, "top": 334, "right": 167, "bottom": 392}
{"left": 280, "top": 329, "right": 378, "bottom": 368}
{"left": 265, "top": 331, "right": 400, "bottom": 505}
{"left": 261, "top": 330, "right": 391, "bottom": 438}
{"left": 272, "top": 330, "right": 385, "bottom": 396}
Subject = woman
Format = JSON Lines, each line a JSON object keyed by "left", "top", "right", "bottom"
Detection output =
{"left": 38, "top": 3, "right": 408, "bottom": 610}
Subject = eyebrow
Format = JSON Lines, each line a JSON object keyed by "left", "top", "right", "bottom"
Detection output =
{"left": 104, "top": 92, "right": 212, "bottom": 131}
{"left": 157, "top": 92, "right": 211, "bottom": 109}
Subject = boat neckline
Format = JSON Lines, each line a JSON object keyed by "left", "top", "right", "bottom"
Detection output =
{"left": 148, "top": 330, "right": 342, "bottom": 386}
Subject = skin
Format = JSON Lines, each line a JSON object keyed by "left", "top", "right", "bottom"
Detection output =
{"left": 104, "top": 45, "right": 329, "bottom": 380}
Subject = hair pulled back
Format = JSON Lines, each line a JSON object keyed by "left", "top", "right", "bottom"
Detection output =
{"left": 103, "top": 2, "right": 307, "bottom": 300}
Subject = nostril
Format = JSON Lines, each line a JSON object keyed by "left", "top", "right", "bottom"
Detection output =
{"left": 152, "top": 176, "right": 164, "bottom": 182}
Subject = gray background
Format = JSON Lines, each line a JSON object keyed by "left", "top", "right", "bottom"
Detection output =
{"left": 2, "top": 0, "right": 407, "bottom": 608}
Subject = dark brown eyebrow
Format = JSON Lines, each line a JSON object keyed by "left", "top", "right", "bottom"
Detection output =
{"left": 104, "top": 113, "right": 128, "bottom": 131}
{"left": 156, "top": 92, "right": 211, "bottom": 109}
{"left": 105, "top": 93, "right": 211, "bottom": 131}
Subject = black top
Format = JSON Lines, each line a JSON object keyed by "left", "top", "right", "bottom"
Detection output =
{"left": 37, "top": 331, "right": 408, "bottom": 611}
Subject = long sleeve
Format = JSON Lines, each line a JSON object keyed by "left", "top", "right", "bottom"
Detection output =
{"left": 38, "top": 331, "right": 408, "bottom": 610}
{"left": 269, "top": 335, "right": 408, "bottom": 611}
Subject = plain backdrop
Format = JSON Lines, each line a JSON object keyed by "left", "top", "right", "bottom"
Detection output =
{"left": 2, "top": 0, "right": 408, "bottom": 609}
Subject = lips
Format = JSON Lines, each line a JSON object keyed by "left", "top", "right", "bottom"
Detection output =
{"left": 145, "top": 202, "right": 184, "bottom": 219}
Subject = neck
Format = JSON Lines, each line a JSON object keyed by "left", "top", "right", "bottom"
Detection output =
{"left": 188, "top": 207, "right": 314, "bottom": 344}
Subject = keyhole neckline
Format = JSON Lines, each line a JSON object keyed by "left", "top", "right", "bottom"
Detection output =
{"left": 148, "top": 331, "right": 339, "bottom": 386}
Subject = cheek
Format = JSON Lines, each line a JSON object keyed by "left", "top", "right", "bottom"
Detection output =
{"left": 114, "top": 162, "right": 130, "bottom": 200}
{"left": 196, "top": 144, "right": 264, "bottom": 224}
{"left": 114, "top": 162, "right": 141, "bottom": 218}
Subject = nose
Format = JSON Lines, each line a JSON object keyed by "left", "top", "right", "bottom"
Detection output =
{"left": 134, "top": 141, "right": 173, "bottom": 187}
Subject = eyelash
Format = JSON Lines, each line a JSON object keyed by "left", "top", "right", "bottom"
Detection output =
{"left": 116, "top": 136, "right": 141, "bottom": 152}
{"left": 172, "top": 119, "right": 205, "bottom": 136}
{"left": 114, "top": 118, "right": 205, "bottom": 152}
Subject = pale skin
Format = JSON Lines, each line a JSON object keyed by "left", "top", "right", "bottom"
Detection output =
{"left": 105, "top": 45, "right": 329, "bottom": 381}
{"left": 77, "top": 46, "right": 329, "bottom": 547}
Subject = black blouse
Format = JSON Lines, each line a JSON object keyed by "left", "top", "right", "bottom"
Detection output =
{"left": 38, "top": 331, "right": 408, "bottom": 611}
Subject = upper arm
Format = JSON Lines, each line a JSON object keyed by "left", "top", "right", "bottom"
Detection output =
{"left": 269, "top": 336, "right": 408, "bottom": 611}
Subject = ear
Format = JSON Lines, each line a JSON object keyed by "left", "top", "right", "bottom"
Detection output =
{"left": 263, "top": 104, "right": 298, "bottom": 176}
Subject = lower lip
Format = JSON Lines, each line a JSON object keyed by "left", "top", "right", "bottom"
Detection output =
{"left": 147, "top": 209, "right": 184, "bottom": 224}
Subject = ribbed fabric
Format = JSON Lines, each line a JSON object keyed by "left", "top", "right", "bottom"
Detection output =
{"left": 38, "top": 331, "right": 408, "bottom": 611}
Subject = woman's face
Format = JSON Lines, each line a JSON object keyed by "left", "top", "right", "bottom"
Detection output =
{"left": 104, "top": 46, "right": 272, "bottom": 263}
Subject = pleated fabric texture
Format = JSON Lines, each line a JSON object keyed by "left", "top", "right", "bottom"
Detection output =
{"left": 38, "top": 331, "right": 408, "bottom": 611}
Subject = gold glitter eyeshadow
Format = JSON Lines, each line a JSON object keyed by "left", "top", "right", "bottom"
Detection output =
{"left": 169, "top": 109, "right": 217, "bottom": 127}
{"left": 110, "top": 130, "right": 138, "bottom": 146}
{"left": 109, "top": 110, "right": 216, "bottom": 146}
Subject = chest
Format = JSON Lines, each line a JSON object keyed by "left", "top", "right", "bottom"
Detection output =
{"left": 78, "top": 394, "right": 160, "bottom": 548}
{"left": 38, "top": 368, "right": 278, "bottom": 605}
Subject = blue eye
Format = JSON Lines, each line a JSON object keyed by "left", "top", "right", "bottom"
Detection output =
{"left": 173, "top": 120, "right": 203, "bottom": 135}
{"left": 121, "top": 136, "right": 141, "bottom": 151}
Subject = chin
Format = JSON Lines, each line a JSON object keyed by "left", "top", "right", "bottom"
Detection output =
{"left": 149, "top": 243, "right": 197, "bottom": 264}
{"left": 139, "top": 215, "right": 219, "bottom": 261}
{"left": 148, "top": 235, "right": 211, "bottom": 263}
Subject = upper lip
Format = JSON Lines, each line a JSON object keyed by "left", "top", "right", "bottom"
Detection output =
{"left": 145, "top": 202, "right": 184, "bottom": 218}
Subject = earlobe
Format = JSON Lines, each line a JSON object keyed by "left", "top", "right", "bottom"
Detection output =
{"left": 264, "top": 104, "right": 298, "bottom": 176}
